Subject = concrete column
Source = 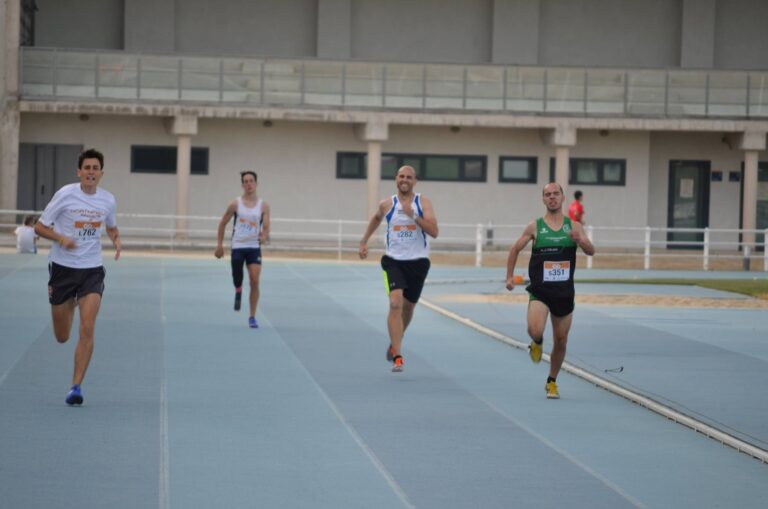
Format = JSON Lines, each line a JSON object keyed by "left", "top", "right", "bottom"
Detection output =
{"left": 742, "top": 150, "right": 758, "bottom": 256}
{"left": 541, "top": 125, "right": 577, "bottom": 191}
{"left": 166, "top": 115, "right": 198, "bottom": 238}
{"left": 175, "top": 135, "right": 191, "bottom": 237}
{"left": 739, "top": 130, "right": 766, "bottom": 269}
{"left": 554, "top": 146, "right": 570, "bottom": 188}
{"left": 0, "top": 0, "right": 20, "bottom": 211}
{"left": 355, "top": 120, "right": 389, "bottom": 217}
{"left": 366, "top": 141, "right": 382, "bottom": 218}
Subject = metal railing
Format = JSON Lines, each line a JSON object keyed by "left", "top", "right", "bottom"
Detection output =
{"left": 2, "top": 210, "right": 766, "bottom": 271}
{"left": 19, "top": 47, "right": 768, "bottom": 118}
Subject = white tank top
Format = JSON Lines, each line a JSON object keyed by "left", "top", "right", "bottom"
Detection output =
{"left": 231, "top": 197, "right": 263, "bottom": 249}
{"left": 384, "top": 193, "right": 429, "bottom": 260}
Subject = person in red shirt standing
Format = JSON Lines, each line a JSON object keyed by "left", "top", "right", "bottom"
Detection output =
{"left": 568, "top": 190, "right": 585, "bottom": 224}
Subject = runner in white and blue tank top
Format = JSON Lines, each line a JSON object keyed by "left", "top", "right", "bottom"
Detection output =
{"left": 215, "top": 171, "right": 271, "bottom": 329}
{"left": 384, "top": 193, "right": 429, "bottom": 260}
{"left": 359, "top": 166, "right": 439, "bottom": 373}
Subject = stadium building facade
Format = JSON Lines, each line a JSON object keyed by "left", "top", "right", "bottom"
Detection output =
{"left": 1, "top": 0, "right": 767, "bottom": 249}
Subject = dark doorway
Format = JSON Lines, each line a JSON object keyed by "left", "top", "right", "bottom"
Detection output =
{"left": 17, "top": 144, "right": 83, "bottom": 212}
{"left": 667, "top": 160, "right": 710, "bottom": 249}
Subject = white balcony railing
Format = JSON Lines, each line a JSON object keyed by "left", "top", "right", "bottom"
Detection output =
{"left": 19, "top": 47, "right": 768, "bottom": 118}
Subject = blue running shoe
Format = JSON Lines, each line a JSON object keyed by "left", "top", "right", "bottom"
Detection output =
{"left": 248, "top": 316, "right": 259, "bottom": 328}
{"left": 65, "top": 385, "right": 83, "bottom": 406}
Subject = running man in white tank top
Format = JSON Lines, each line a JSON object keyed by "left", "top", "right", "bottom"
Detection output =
{"left": 359, "top": 166, "right": 439, "bottom": 372}
{"left": 34, "top": 148, "right": 122, "bottom": 406}
{"left": 215, "top": 171, "right": 271, "bottom": 328}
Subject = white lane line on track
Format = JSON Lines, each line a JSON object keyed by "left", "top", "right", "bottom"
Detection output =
{"left": 420, "top": 297, "right": 768, "bottom": 464}
{"left": 159, "top": 259, "right": 170, "bottom": 509}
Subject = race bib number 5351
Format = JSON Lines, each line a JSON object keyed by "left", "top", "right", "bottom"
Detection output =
{"left": 543, "top": 261, "right": 570, "bottom": 282}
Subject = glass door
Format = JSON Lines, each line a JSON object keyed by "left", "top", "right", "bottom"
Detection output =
{"left": 667, "top": 161, "right": 710, "bottom": 249}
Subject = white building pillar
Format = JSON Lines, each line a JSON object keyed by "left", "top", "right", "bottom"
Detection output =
{"left": 166, "top": 114, "right": 198, "bottom": 238}
{"left": 366, "top": 141, "right": 382, "bottom": 218}
{"left": 738, "top": 131, "right": 766, "bottom": 265}
{"left": 175, "top": 135, "right": 192, "bottom": 237}
{"left": 356, "top": 120, "right": 389, "bottom": 217}
{"left": 0, "top": 0, "right": 21, "bottom": 211}
{"left": 542, "top": 125, "right": 577, "bottom": 191}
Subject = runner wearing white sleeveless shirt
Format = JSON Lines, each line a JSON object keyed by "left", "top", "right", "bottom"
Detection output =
{"left": 216, "top": 171, "right": 271, "bottom": 328}
{"left": 359, "top": 166, "right": 439, "bottom": 372}
{"left": 34, "top": 148, "right": 122, "bottom": 406}
{"left": 384, "top": 193, "right": 429, "bottom": 260}
{"left": 231, "top": 197, "right": 263, "bottom": 249}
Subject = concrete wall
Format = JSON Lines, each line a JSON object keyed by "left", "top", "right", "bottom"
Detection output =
{"left": 0, "top": 0, "right": 6, "bottom": 101}
{"left": 318, "top": 0, "right": 352, "bottom": 59}
{"left": 714, "top": 0, "right": 768, "bottom": 69}
{"left": 680, "top": 0, "right": 715, "bottom": 68}
{"left": 124, "top": 0, "right": 174, "bottom": 53}
{"left": 28, "top": 0, "right": 768, "bottom": 71}
{"left": 351, "top": 0, "right": 492, "bottom": 63}
{"left": 491, "top": 0, "right": 540, "bottom": 65}
{"left": 35, "top": 0, "right": 124, "bottom": 50}
{"left": 538, "top": 0, "right": 681, "bottom": 67}
{"left": 175, "top": 0, "right": 317, "bottom": 57}
{"left": 18, "top": 114, "right": 658, "bottom": 233}
{"left": 647, "top": 132, "right": 768, "bottom": 247}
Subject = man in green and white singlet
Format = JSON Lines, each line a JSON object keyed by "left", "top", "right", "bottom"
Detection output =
{"left": 505, "top": 182, "right": 595, "bottom": 399}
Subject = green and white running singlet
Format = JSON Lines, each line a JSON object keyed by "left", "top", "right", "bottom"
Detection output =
{"left": 526, "top": 217, "right": 577, "bottom": 315}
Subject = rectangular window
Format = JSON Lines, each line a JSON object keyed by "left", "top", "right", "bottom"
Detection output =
{"left": 336, "top": 152, "right": 486, "bottom": 182}
{"left": 131, "top": 145, "right": 209, "bottom": 175}
{"left": 425, "top": 156, "right": 460, "bottom": 180}
{"left": 499, "top": 157, "right": 537, "bottom": 183}
{"left": 336, "top": 152, "right": 366, "bottom": 179}
{"left": 549, "top": 157, "right": 626, "bottom": 186}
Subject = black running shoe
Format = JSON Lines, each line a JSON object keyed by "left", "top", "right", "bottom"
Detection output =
{"left": 234, "top": 291, "right": 242, "bottom": 311}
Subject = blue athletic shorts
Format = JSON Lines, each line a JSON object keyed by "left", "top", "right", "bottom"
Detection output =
{"left": 231, "top": 247, "right": 262, "bottom": 265}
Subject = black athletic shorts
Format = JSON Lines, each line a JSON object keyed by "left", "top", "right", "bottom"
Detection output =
{"left": 231, "top": 247, "right": 262, "bottom": 265}
{"left": 48, "top": 262, "right": 106, "bottom": 305}
{"left": 381, "top": 255, "right": 431, "bottom": 304}
{"left": 527, "top": 289, "right": 575, "bottom": 317}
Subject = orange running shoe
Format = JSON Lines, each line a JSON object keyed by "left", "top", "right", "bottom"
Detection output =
{"left": 392, "top": 355, "right": 404, "bottom": 373}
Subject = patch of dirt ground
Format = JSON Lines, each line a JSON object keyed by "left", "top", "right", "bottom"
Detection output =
{"left": 436, "top": 293, "right": 768, "bottom": 309}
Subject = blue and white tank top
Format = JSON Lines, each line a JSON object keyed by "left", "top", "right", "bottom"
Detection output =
{"left": 231, "top": 198, "right": 263, "bottom": 249}
{"left": 384, "top": 193, "right": 429, "bottom": 260}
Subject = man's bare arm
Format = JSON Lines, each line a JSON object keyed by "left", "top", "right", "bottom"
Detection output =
{"left": 505, "top": 221, "right": 536, "bottom": 290}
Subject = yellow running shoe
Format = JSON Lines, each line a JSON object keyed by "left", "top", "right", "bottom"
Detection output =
{"left": 545, "top": 381, "right": 560, "bottom": 399}
{"left": 528, "top": 340, "right": 543, "bottom": 363}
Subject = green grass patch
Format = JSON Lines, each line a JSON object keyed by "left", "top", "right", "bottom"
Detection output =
{"left": 577, "top": 278, "right": 768, "bottom": 299}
